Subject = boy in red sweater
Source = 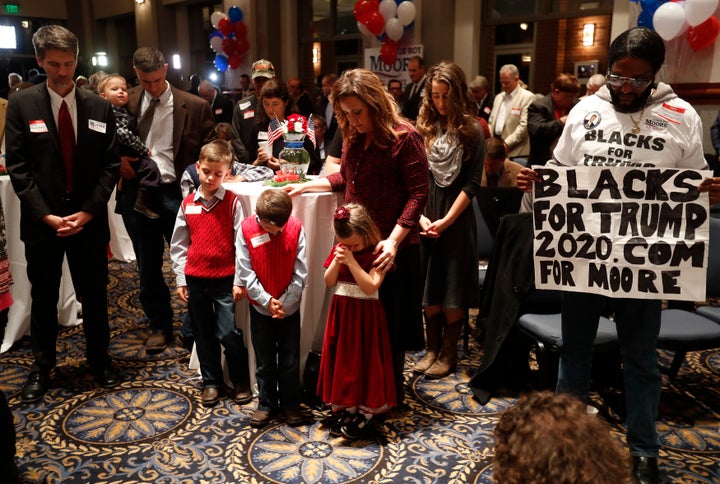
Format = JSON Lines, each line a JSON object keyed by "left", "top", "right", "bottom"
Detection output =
{"left": 236, "top": 189, "right": 308, "bottom": 428}
{"left": 170, "top": 140, "right": 252, "bottom": 407}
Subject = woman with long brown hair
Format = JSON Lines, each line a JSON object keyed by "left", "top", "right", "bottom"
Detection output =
{"left": 413, "top": 61, "right": 484, "bottom": 379}
{"left": 286, "top": 68, "right": 428, "bottom": 404}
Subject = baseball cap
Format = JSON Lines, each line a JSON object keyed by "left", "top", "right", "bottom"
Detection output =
{"left": 251, "top": 59, "right": 275, "bottom": 79}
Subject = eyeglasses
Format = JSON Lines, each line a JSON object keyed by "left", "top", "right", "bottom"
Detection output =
{"left": 606, "top": 74, "right": 653, "bottom": 89}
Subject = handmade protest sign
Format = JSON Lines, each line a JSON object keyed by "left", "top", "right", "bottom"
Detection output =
{"left": 532, "top": 165, "right": 711, "bottom": 300}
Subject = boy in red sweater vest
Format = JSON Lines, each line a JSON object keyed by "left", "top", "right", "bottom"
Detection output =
{"left": 236, "top": 189, "right": 308, "bottom": 428}
{"left": 170, "top": 140, "right": 252, "bottom": 408}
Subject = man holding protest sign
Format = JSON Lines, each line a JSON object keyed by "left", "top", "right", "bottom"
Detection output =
{"left": 518, "top": 27, "right": 720, "bottom": 484}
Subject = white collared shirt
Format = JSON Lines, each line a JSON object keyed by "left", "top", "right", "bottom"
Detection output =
{"left": 47, "top": 85, "right": 77, "bottom": 142}
{"left": 494, "top": 84, "right": 520, "bottom": 135}
{"left": 141, "top": 82, "right": 175, "bottom": 182}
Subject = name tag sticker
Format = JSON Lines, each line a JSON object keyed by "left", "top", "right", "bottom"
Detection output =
{"left": 215, "top": 108, "right": 223, "bottom": 115}
{"left": 657, "top": 103, "right": 684, "bottom": 125}
{"left": 258, "top": 131, "right": 269, "bottom": 140}
{"left": 243, "top": 109, "right": 255, "bottom": 120}
{"left": 250, "top": 233, "right": 271, "bottom": 248}
{"left": 29, "top": 120, "right": 48, "bottom": 133}
{"left": 511, "top": 107, "right": 522, "bottom": 116}
{"left": 484, "top": 106, "right": 492, "bottom": 114}
{"left": 185, "top": 204, "right": 203, "bottom": 215}
{"left": 88, "top": 119, "right": 106, "bottom": 133}
{"left": 239, "top": 101, "right": 251, "bottom": 110}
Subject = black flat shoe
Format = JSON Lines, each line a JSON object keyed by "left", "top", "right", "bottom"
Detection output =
{"left": 21, "top": 371, "right": 49, "bottom": 403}
{"left": 341, "top": 414, "right": 372, "bottom": 440}
{"left": 632, "top": 456, "right": 659, "bottom": 484}
{"left": 95, "top": 367, "right": 120, "bottom": 389}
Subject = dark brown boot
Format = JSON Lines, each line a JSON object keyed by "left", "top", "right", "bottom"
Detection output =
{"left": 413, "top": 312, "right": 444, "bottom": 373}
{"left": 424, "top": 320, "right": 463, "bottom": 379}
{"left": 134, "top": 188, "right": 160, "bottom": 219}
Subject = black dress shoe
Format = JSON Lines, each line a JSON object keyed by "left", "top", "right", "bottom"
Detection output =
{"left": 632, "top": 456, "right": 659, "bottom": 484}
{"left": 21, "top": 371, "right": 49, "bottom": 403}
{"left": 95, "top": 367, "right": 120, "bottom": 389}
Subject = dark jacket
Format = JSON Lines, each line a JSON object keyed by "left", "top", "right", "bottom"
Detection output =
{"left": 5, "top": 83, "right": 119, "bottom": 242}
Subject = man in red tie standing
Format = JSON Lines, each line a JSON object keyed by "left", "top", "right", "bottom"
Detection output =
{"left": 5, "top": 25, "right": 120, "bottom": 403}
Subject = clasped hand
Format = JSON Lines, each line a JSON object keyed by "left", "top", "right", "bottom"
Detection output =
{"left": 45, "top": 211, "right": 92, "bottom": 237}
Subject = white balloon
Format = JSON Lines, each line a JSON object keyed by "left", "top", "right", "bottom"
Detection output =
{"left": 385, "top": 18, "right": 404, "bottom": 41}
{"left": 210, "top": 35, "right": 223, "bottom": 53}
{"left": 357, "top": 21, "right": 372, "bottom": 37}
{"left": 379, "top": 0, "right": 398, "bottom": 22}
{"left": 397, "top": 1, "right": 416, "bottom": 26}
{"left": 653, "top": 2, "right": 688, "bottom": 40}
{"left": 685, "top": 0, "right": 719, "bottom": 26}
{"left": 210, "top": 11, "right": 228, "bottom": 29}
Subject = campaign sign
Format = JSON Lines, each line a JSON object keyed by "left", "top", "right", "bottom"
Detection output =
{"left": 532, "top": 166, "right": 711, "bottom": 301}
{"left": 363, "top": 44, "right": 423, "bottom": 87}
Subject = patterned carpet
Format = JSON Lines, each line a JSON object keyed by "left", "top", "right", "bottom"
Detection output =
{"left": 1, "top": 258, "right": 720, "bottom": 483}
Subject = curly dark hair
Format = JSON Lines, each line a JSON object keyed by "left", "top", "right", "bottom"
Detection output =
{"left": 493, "top": 391, "right": 629, "bottom": 484}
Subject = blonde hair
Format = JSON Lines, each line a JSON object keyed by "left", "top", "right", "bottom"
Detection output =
{"left": 97, "top": 73, "right": 126, "bottom": 95}
{"left": 333, "top": 203, "right": 381, "bottom": 247}
{"left": 199, "top": 139, "right": 233, "bottom": 168}
{"left": 331, "top": 68, "right": 412, "bottom": 148}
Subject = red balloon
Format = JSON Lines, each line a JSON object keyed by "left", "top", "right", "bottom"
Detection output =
{"left": 379, "top": 40, "right": 398, "bottom": 65}
{"left": 364, "top": 10, "right": 385, "bottom": 36}
{"left": 687, "top": 15, "right": 720, "bottom": 51}
{"left": 235, "top": 37, "right": 250, "bottom": 55}
{"left": 228, "top": 53, "right": 242, "bottom": 70}
{"left": 353, "top": 0, "right": 378, "bottom": 23}
{"left": 218, "top": 18, "right": 233, "bottom": 37}
{"left": 222, "top": 38, "right": 236, "bottom": 56}
{"left": 234, "top": 21, "right": 247, "bottom": 39}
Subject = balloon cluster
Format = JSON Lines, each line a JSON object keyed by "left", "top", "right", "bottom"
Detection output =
{"left": 209, "top": 6, "right": 249, "bottom": 72}
{"left": 353, "top": 0, "right": 417, "bottom": 65}
{"left": 636, "top": 0, "right": 719, "bottom": 51}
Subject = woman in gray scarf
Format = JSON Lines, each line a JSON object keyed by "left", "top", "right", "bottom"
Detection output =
{"left": 414, "top": 61, "right": 484, "bottom": 379}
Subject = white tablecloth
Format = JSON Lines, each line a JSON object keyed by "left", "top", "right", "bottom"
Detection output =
{"left": 0, "top": 177, "right": 80, "bottom": 353}
{"left": 189, "top": 180, "right": 341, "bottom": 383}
{"left": 108, "top": 188, "right": 136, "bottom": 263}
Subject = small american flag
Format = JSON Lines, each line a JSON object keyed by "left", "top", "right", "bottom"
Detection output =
{"left": 266, "top": 116, "right": 283, "bottom": 147}
{"left": 307, "top": 115, "right": 317, "bottom": 148}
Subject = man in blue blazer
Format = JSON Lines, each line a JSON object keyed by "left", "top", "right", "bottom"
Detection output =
{"left": 5, "top": 25, "right": 121, "bottom": 402}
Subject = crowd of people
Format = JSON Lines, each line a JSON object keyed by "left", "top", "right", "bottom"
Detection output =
{"left": 2, "top": 22, "right": 720, "bottom": 484}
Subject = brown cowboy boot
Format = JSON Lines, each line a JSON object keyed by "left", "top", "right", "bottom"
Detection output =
{"left": 424, "top": 320, "right": 463, "bottom": 379}
{"left": 413, "top": 313, "right": 444, "bottom": 373}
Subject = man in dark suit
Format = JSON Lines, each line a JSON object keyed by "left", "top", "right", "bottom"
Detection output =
{"left": 198, "top": 79, "right": 234, "bottom": 124}
{"left": 469, "top": 75, "right": 493, "bottom": 121}
{"left": 116, "top": 47, "right": 214, "bottom": 353}
{"left": 527, "top": 73, "right": 581, "bottom": 166}
{"left": 5, "top": 25, "right": 121, "bottom": 402}
{"left": 316, "top": 73, "right": 338, "bottom": 148}
{"left": 401, "top": 55, "right": 426, "bottom": 122}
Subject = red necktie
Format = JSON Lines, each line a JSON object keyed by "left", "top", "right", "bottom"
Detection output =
{"left": 59, "top": 100, "right": 75, "bottom": 192}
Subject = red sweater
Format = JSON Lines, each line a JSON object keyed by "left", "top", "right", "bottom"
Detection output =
{"left": 240, "top": 216, "right": 302, "bottom": 301}
{"left": 182, "top": 193, "right": 238, "bottom": 278}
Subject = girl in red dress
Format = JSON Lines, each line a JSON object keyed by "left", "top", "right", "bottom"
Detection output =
{"left": 317, "top": 204, "right": 396, "bottom": 440}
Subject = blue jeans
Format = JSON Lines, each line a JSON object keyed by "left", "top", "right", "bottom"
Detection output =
{"left": 118, "top": 181, "right": 180, "bottom": 335}
{"left": 249, "top": 308, "right": 301, "bottom": 412}
{"left": 557, "top": 292, "right": 661, "bottom": 457}
{"left": 186, "top": 276, "right": 249, "bottom": 388}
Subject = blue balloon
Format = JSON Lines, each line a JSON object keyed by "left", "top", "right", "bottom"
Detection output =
{"left": 228, "top": 6, "right": 243, "bottom": 23}
{"left": 639, "top": 0, "right": 662, "bottom": 14}
{"left": 209, "top": 30, "right": 222, "bottom": 40}
{"left": 214, "top": 54, "right": 229, "bottom": 72}
{"left": 637, "top": 9, "right": 654, "bottom": 30}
